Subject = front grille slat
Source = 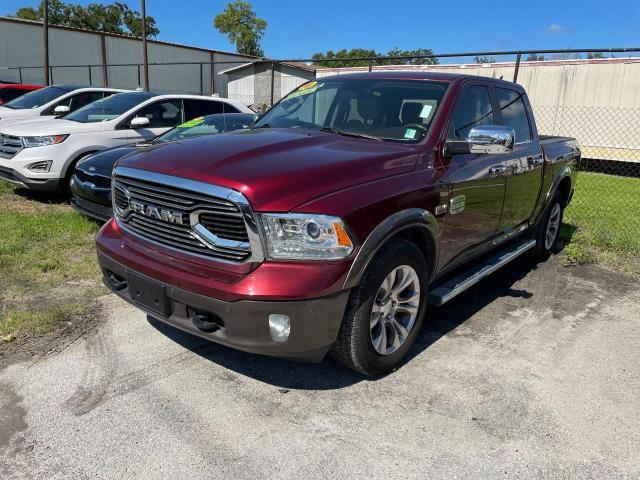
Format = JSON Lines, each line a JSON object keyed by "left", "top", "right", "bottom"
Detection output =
{"left": 113, "top": 173, "right": 253, "bottom": 262}
{"left": 0, "top": 133, "right": 23, "bottom": 159}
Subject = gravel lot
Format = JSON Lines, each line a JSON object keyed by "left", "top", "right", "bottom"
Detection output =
{"left": 1, "top": 254, "right": 639, "bottom": 479}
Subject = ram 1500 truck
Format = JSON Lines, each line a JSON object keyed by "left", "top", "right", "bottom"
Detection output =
{"left": 96, "top": 72, "right": 579, "bottom": 375}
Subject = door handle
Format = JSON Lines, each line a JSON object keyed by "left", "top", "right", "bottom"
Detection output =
{"left": 489, "top": 165, "right": 507, "bottom": 177}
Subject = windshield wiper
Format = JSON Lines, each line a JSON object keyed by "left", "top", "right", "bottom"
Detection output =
{"left": 320, "top": 127, "right": 381, "bottom": 141}
{"left": 253, "top": 123, "right": 271, "bottom": 129}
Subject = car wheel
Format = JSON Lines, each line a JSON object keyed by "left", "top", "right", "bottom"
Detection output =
{"left": 533, "top": 191, "right": 564, "bottom": 260}
{"left": 330, "top": 239, "right": 428, "bottom": 376}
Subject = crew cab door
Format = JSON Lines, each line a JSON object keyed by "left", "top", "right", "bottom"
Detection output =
{"left": 492, "top": 87, "right": 544, "bottom": 232}
{"left": 437, "top": 84, "right": 507, "bottom": 269}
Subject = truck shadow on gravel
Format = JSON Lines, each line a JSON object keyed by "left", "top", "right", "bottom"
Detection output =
{"left": 148, "top": 253, "right": 546, "bottom": 390}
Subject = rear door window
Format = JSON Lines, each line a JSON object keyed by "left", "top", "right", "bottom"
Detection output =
{"left": 449, "top": 85, "right": 495, "bottom": 139}
{"left": 494, "top": 87, "right": 532, "bottom": 143}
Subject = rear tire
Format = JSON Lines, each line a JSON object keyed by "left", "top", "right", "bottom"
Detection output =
{"left": 330, "top": 239, "right": 429, "bottom": 376}
{"left": 532, "top": 191, "right": 564, "bottom": 260}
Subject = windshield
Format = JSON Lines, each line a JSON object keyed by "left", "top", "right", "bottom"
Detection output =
{"left": 65, "top": 92, "right": 152, "bottom": 123}
{"left": 155, "top": 114, "right": 252, "bottom": 143}
{"left": 255, "top": 78, "right": 448, "bottom": 143}
{"left": 2, "top": 86, "right": 68, "bottom": 110}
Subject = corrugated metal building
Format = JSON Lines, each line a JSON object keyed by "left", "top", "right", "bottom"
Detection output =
{"left": 0, "top": 16, "right": 253, "bottom": 96}
{"left": 219, "top": 61, "right": 316, "bottom": 109}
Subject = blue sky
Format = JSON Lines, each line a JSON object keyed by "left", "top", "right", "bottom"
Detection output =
{"left": 3, "top": 0, "right": 639, "bottom": 60}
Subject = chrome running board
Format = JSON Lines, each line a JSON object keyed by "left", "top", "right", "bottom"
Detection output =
{"left": 428, "top": 239, "right": 537, "bottom": 306}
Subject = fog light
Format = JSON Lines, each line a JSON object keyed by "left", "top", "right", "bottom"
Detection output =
{"left": 27, "top": 160, "right": 52, "bottom": 173}
{"left": 268, "top": 314, "right": 291, "bottom": 342}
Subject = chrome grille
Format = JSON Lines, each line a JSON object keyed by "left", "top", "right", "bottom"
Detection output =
{"left": 112, "top": 169, "right": 259, "bottom": 263}
{"left": 0, "top": 133, "right": 23, "bottom": 159}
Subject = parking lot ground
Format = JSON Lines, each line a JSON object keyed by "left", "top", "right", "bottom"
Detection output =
{"left": 1, "top": 254, "right": 638, "bottom": 480}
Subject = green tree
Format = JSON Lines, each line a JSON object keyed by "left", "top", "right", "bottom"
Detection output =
{"left": 587, "top": 52, "right": 605, "bottom": 59}
{"left": 386, "top": 48, "right": 439, "bottom": 65}
{"left": 474, "top": 56, "right": 494, "bottom": 64}
{"left": 214, "top": 1, "right": 267, "bottom": 57}
{"left": 525, "top": 53, "right": 545, "bottom": 61}
{"left": 312, "top": 47, "right": 439, "bottom": 68}
{"left": 12, "top": 0, "right": 159, "bottom": 38}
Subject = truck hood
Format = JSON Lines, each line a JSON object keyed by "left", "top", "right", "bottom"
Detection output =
{"left": 0, "top": 118, "right": 105, "bottom": 136}
{"left": 118, "top": 128, "right": 421, "bottom": 211}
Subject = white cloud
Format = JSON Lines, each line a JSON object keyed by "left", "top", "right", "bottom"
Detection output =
{"left": 547, "top": 23, "right": 565, "bottom": 33}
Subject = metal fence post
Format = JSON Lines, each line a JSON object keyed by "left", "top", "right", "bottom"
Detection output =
{"left": 88, "top": 66, "right": 92, "bottom": 85}
{"left": 200, "top": 63, "right": 204, "bottom": 95}
{"left": 368, "top": 58, "right": 373, "bottom": 72}
{"left": 137, "top": 65, "right": 141, "bottom": 88}
{"left": 270, "top": 61, "right": 275, "bottom": 106}
{"left": 18, "top": 67, "right": 23, "bottom": 84}
{"left": 49, "top": 66, "right": 53, "bottom": 84}
{"left": 513, "top": 52, "right": 522, "bottom": 83}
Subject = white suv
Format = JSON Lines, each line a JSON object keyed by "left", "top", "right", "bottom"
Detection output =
{"left": 0, "top": 85, "right": 127, "bottom": 128}
{"left": 0, "top": 92, "right": 252, "bottom": 191}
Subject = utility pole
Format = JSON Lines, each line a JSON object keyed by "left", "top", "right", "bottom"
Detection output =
{"left": 43, "top": 0, "right": 50, "bottom": 85}
{"left": 141, "top": 0, "right": 150, "bottom": 91}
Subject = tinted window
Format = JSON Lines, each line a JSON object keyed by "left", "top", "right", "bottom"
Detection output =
{"left": 0, "top": 88, "right": 27, "bottom": 103}
{"left": 495, "top": 87, "right": 531, "bottom": 143}
{"left": 449, "top": 85, "right": 494, "bottom": 139}
{"left": 45, "top": 91, "right": 105, "bottom": 115}
{"left": 256, "top": 79, "right": 448, "bottom": 143}
{"left": 65, "top": 92, "right": 152, "bottom": 123}
{"left": 183, "top": 99, "right": 239, "bottom": 119}
{"left": 2, "top": 86, "right": 68, "bottom": 110}
{"left": 134, "top": 100, "right": 183, "bottom": 128}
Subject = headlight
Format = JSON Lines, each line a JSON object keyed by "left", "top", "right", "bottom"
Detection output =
{"left": 260, "top": 213, "right": 354, "bottom": 260}
{"left": 22, "top": 134, "right": 68, "bottom": 148}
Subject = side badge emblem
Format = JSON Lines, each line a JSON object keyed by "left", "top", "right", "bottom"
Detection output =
{"left": 450, "top": 195, "right": 466, "bottom": 215}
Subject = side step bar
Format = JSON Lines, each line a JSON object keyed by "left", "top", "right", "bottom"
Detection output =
{"left": 428, "top": 239, "right": 537, "bottom": 306}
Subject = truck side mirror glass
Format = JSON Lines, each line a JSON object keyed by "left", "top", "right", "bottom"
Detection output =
{"left": 444, "top": 125, "right": 515, "bottom": 156}
{"left": 468, "top": 125, "right": 515, "bottom": 154}
{"left": 130, "top": 116, "right": 151, "bottom": 129}
{"left": 54, "top": 105, "right": 70, "bottom": 116}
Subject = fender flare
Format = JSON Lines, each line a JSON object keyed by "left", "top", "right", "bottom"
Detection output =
{"left": 533, "top": 165, "right": 573, "bottom": 228}
{"left": 61, "top": 149, "right": 101, "bottom": 179}
{"left": 342, "top": 208, "right": 440, "bottom": 290}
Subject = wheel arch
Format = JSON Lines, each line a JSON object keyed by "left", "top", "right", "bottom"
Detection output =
{"left": 343, "top": 208, "right": 439, "bottom": 290}
{"left": 62, "top": 149, "right": 101, "bottom": 180}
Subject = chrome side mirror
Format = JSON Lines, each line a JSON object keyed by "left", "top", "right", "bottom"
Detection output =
{"left": 468, "top": 125, "right": 515, "bottom": 154}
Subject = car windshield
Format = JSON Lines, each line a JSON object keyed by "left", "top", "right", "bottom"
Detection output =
{"left": 65, "top": 92, "right": 152, "bottom": 123}
{"left": 255, "top": 78, "right": 448, "bottom": 143}
{"left": 155, "top": 114, "right": 253, "bottom": 143}
{"left": 2, "top": 86, "right": 68, "bottom": 110}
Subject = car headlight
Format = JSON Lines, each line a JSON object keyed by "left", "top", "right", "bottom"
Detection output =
{"left": 22, "top": 134, "right": 68, "bottom": 148}
{"left": 260, "top": 213, "right": 354, "bottom": 260}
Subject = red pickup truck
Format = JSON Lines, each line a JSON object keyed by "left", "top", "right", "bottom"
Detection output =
{"left": 96, "top": 72, "right": 579, "bottom": 375}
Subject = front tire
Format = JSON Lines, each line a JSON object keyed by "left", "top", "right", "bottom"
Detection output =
{"left": 532, "top": 191, "right": 564, "bottom": 260}
{"left": 330, "top": 239, "right": 429, "bottom": 375}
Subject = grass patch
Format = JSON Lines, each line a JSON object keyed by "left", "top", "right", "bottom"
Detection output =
{"left": 0, "top": 181, "right": 105, "bottom": 351}
{"left": 562, "top": 172, "right": 640, "bottom": 273}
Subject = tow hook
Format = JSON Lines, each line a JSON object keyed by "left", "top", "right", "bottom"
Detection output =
{"left": 107, "top": 271, "right": 127, "bottom": 291}
{"left": 189, "top": 308, "right": 222, "bottom": 333}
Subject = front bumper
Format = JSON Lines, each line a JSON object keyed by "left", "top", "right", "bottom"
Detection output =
{"left": 98, "top": 250, "right": 350, "bottom": 362}
{"left": 0, "top": 165, "right": 63, "bottom": 191}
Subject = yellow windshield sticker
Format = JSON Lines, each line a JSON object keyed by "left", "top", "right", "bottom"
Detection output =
{"left": 284, "top": 81, "right": 324, "bottom": 100}
{"left": 178, "top": 117, "right": 205, "bottom": 128}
